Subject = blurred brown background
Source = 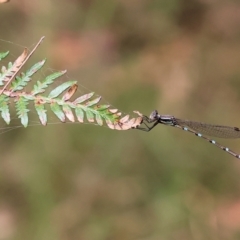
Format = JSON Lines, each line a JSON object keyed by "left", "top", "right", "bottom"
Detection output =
{"left": 1, "top": 0, "right": 240, "bottom": 239}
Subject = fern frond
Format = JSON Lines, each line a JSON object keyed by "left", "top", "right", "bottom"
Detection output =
{"left": 15, "top": 96, "right": 29, "bottom": 127}
{"left": 62, "top": 84, "right": 78, "bottom": 101}
{"left": 10, "top": 59, "right": 46, "bottom": 91}
{"left": 0, "top": 95, "right": 10, "bottom": 124}
{"left": 0, "top": 43, "right": 143, "bottom": 130}
{"left": 0, "top": 62, "right": 12, "bottom": 86}
{"left": 50, "top": 102, "right": 65, "bottom": 122}
{"left": 31, "top": 70, "right": 66, "bottom": 95}
{"left": 0, "top": 49, "right": 28, "bottom": 85}
{"left": 0, "top": 51, "right": 9, "bottom": 61}
{"left": 48, "top": 81, "right": 77, "bottom": 99}
{"left": 34, "top": 99, "right": 47, "bottom": 125}
{"left": 73, "top": 92, "right": 94, "bottom": 104}
{"left": 62, "top": 104, "right": 75, "bottom": 122}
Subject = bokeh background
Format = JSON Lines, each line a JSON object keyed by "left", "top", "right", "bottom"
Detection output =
{"left": 1, "top": 0, "right": 240, "bottom": 239}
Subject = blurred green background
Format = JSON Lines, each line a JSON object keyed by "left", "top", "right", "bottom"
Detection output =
{"left": 1, "top": 0, "right": 240, "bottom": 239}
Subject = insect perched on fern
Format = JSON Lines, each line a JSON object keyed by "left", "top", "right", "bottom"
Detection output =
{"left": 0, "top": 37, "right": 142, "bottom": 131}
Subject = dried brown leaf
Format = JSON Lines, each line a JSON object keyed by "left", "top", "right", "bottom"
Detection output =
{"left": 3, "top": 48, "right": 28, "bottom": 83}
{"left": 130, "top": 117, "right": 143, "bottom": 128}
{"left": 63, "top": 105, "right": 75, "bottom": 122}
{"left": 116, "top": 120, "right": 132, "bottom": 130}
{"left": 106, "top": 119, "right": 115, "bottom": 129}
{"left": 119, "top": 115, "right": 130, "bottom": 123}
{"left": 114, "top": 123, "right": 123, "bottom": 130}
{"left": 15, "top": 48, "right": 28, "bottom": 67}
{"left": 85, "top": 96, "right": 101, "bottom": 107}
{"left": 133, "top": 111, "right": 143, "bottom": 117}
{"left": 108, "top": 109, "right": 118, "bottom": 113}
{"left": 113, "top": 112, "right": 143, "bottom": 130}
{"left": 62, "top": 84, "right": 78, "bottom": 101}
{"left": 73, "top": 92, "right": 94, "bottom": 104}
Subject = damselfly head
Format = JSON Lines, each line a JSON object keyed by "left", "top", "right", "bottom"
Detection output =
{"left": 149, "top": 110, "right": 158, "bottom": 120}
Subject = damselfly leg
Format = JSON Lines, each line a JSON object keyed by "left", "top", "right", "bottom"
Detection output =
{"left": 136, "top": 115, "right": 159, "bottom": 132}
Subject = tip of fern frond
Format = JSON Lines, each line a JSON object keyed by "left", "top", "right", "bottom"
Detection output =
{"left": 133, "top": 111, "right": 143, "bottom": 117}
{"left": 107, "top": 111, "right": 144, "bottom": 131}
{"left": 106, "top": 120, "right": 115, "bottom": 129}
{"left": 131, "top": 117, "right": 143, "bottom": 128}
{"left": 120, "top": 115, "right": 130, "bottom": 123}
{"left": 114, "top": 123, "right": 123, "bottom": 130}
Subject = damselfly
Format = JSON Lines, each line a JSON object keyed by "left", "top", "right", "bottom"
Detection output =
{"left": 137, "top": 110, "right": 240, "bottom": 159}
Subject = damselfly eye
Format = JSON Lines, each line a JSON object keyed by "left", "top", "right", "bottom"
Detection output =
{"left": 149, "top": 110, "right": 158, "bottom": 120}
